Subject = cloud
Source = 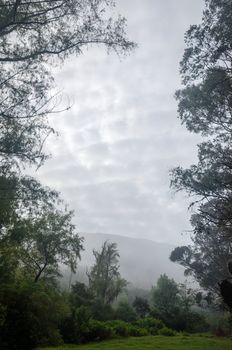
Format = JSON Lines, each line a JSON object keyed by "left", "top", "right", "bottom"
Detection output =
{"left": 34, "top": 0, "right": 204, "bottom": 245}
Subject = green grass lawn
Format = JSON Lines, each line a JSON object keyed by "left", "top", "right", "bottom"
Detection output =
{"left": 37, "top": 335, "right": 232, "bottom": 350}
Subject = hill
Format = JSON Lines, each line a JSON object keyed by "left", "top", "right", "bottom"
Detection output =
{"left": 67, "top": 233, "right": 186, "bottom": 290}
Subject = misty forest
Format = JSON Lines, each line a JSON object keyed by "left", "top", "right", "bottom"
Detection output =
{"left": 0, "top": 0, "right": 232, "bottom": 349}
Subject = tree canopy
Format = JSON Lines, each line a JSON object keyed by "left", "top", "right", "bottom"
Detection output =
{"left": 0, "top": 1, "right": 135, "bottom": 348}
{"left": 0, "top": 0, "right": 135, "bottom": 169}
{"left": 88, "top": 241, "right": 127, "bottom": 305}
{"left": 170, "top": 0, "right": 232, "bottom": 302}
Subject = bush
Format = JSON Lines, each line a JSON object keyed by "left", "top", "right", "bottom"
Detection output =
{"left": 105, "top": 320, "right": 148, "bottom": 338}
{"left": 158, "top": 327, "right": 176, "bottom": 336}
{"left": 90, "top": 300, "right": 114, "bottom": 321}
{"left": 151, "top": 305, "right": 208, "bottom": 333}
{"left": 206, "top": 313, "right": 232, "bottom": 337}
{"left": 61, "top": 306, "right": 91, "bottom": 344}
{"left": 106, "top": 320, "right": 130, "bottom": 337}
{"left": 136, "top": 317, "right": 165, "bottom": 335}
{"left": 184, "top": 310, "right": 209, "bottom": 333}
{"left": 0, "top": 281, "right": 67, "bottom": 350}
{"left": 87, "top": 320, "right": 114, "bottom": 341}
{"left": 128, "top": 325, "right": 149, "bottom": 337}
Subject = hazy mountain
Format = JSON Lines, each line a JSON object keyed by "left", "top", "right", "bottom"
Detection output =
{"left": 67, "top": 233, "right": 186, "bottom": 290}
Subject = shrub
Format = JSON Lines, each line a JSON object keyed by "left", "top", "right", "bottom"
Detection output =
{"left": 158, "top": 327, "right": 176, "bottom": 336}
{"left": 106, "top": 320, "right": 130, "bottom": 337}
{"left": 87, "top": 320, "right": 113, "bottom": 341}
{"left": 90, "top": 300, "right": 114, "bottom": 321}
{"left": 128, "top": 325, "right": 149, "bottom": 337}
{"left": 184, "top": 310, "right": 209, "bottom": 333}
{"left": 0, "top": 281, "right": 67, "bottom": 349}
{"left": 206, "top": 313, "right": 232, "bottom": 337}
{"left": 105, "top": 320, "right": 148, "bottom": 338}
{"left": 136, "top": 317, "right": 165, "bottom": 335}
{"left": 61, "top": 306, "right": 91, "bottom": 344}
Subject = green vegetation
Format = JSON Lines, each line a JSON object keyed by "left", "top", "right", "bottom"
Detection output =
{"left": 170, "top": 0, "right": 232, "bottom": 306}
{"left": 0, "top": 1, "right": 135, "bottom": 348}
{"left": 151, "top": 274, "right": 208, "bottom": 332}
{"left": 87, "top": 242, "right": 127, "bottom": 306}
{"left": 1, "top": 0, "right": 232, "bottom": 348}
{"left": 37, "top": 335, "right": 232, "bottom": 350}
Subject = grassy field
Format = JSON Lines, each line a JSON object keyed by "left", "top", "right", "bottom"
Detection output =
{"left": 37, "top": 335, "right": 232, "bottom": 350}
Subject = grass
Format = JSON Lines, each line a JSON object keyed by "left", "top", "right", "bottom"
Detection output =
{"left": 37, "top": 335, "right": 232, "bottom": 350}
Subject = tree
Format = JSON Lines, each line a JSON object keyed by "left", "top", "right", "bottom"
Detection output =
{"left": 16, "top": 209, "right": 83, "bottom": 283}
{"left": 170, "top": 0, "right": 232, "bottom": 299}
{"left": 88, "top": 241, "right": 127, "bottom": 305}
{"left": 0, "top": 0, "right": 135, "bottom": 169}
{"left": 0, "top": 0, "right": 135, "bottom": 284}
{"left": 132, "top": 296, "right": 150, "bottom": 318}
{"left": 115, "top": 300, "right": 137, "bottom": 323}
{"left": 170, "top": 207, "right": 232, "bottom": 295}
{"left": 0, "top": 174, "right": 59, "bottom": 282}
{"left": 0, "top": 0, "right": 135, "bottom": 288}
{"left": 0, "top": 280, "right": 69, "bottom": 349}
{"left": 151, "top": 274, "right": 180, "bottom": 318}
{"left": 0, "top": 173, "right": 83, "bottom": 284}
{"left": 70, "top": 282, "right": 94, "bottom": 309}
{"left": 151, "top": 275, "right": 207, "bottom": 332}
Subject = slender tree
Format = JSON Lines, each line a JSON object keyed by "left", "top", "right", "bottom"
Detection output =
{"left": 88, "top": 241, "right": 127, "bottom": 305}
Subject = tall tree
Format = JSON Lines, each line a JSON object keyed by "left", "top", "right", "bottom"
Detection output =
{"left": 0, "top": 0, "right": 135, "bottom": 168}
{"left": 170, "top": 0, "right": 232, "bottom": 299}
{"left": 0, "top": 0, "right": 135, "bottom": 284}
{"left": 88, "top": 241, "right": 127, "bottom": 305}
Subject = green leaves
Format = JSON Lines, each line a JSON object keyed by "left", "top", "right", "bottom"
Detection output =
{"left": 171, "top": 0, "right": 232, "bottom": 300}
{"left": 88, "top": 241, "right": 127, "bottom": 305}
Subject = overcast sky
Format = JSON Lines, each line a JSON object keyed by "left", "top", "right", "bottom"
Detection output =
{"left": 35, "top": 0, "right": 204, "bottom": 245}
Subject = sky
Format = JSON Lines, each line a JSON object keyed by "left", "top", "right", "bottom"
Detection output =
{"left": 35, "top": 0, "right": 204, "bottom": 245}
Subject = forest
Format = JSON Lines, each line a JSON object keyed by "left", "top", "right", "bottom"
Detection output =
{"left": 0, "top": 0, "right": 232, "bottom": 349}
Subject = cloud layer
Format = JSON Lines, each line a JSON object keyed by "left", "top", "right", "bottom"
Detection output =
{"left": 34, "top": 0, "right": 204, "bottom": 245}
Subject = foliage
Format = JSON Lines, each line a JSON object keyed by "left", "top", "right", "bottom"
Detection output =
{"left": 86, "top": 320, "right": 114, "bottom": 342}
{"left": 0, "top": 176, "right": 83, "bottom": 284}
{"left": 88, "top": 241, "right": 127, "bottom": 305}
{"left": 104, "top": 320, "right": 148, "bottom": 338}
{"left": 151, "top": 275, "right": 208, "bottom": 332}
{"left": 132, "top": 296, "right": 150, "bottom": 318}
{"left": 106, "top": 320, "right": 131, "bottom": 337}
{"left": 90, "top": 299, "right": 115, "bottom": 321}
{"left": 62, "top": 318, "right": 149, "bottom": 344}
{"left": 170, "top": 0, "right": 232, "bottom": 301}
{"left": 158, "top": 327, "right": 176, "bottom": 336}
{"left": 152, "top": 274, "right": 181, "bottom": 317}
{"left": 0, "top": 0, "right": 135, "bottom": 169}
{"left": 206, "top": 313, "right": 232, "bottom": 337}
{"left": 0, "top": 279, "right": 68, "bottom": 349}
{"left": 170, "top": 210, "right": 232, "bottom": 296}
{"left": 70, "top": 282, "right": 94, "bottom": 309}
{"left": 18, "top": 209, "right": 83, "bottom": 283}
{"left": 128, "top": 326, "right": 148, "bottom": 337}
{"left": 61, "top": 305, "right": 92, "bottom": 344}
{"left": 114, "top": 300, "right": 137, "bottom": 323}
{"left": 0, "top": 1, "right": 135, "bottom": 349}
{"left": 135, "top": 317, "right": 165, "bottom": 335}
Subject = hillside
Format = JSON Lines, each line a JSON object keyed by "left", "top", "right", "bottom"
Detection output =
{"left": 67, "top": 233, "right": 186, "bottom": 290}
